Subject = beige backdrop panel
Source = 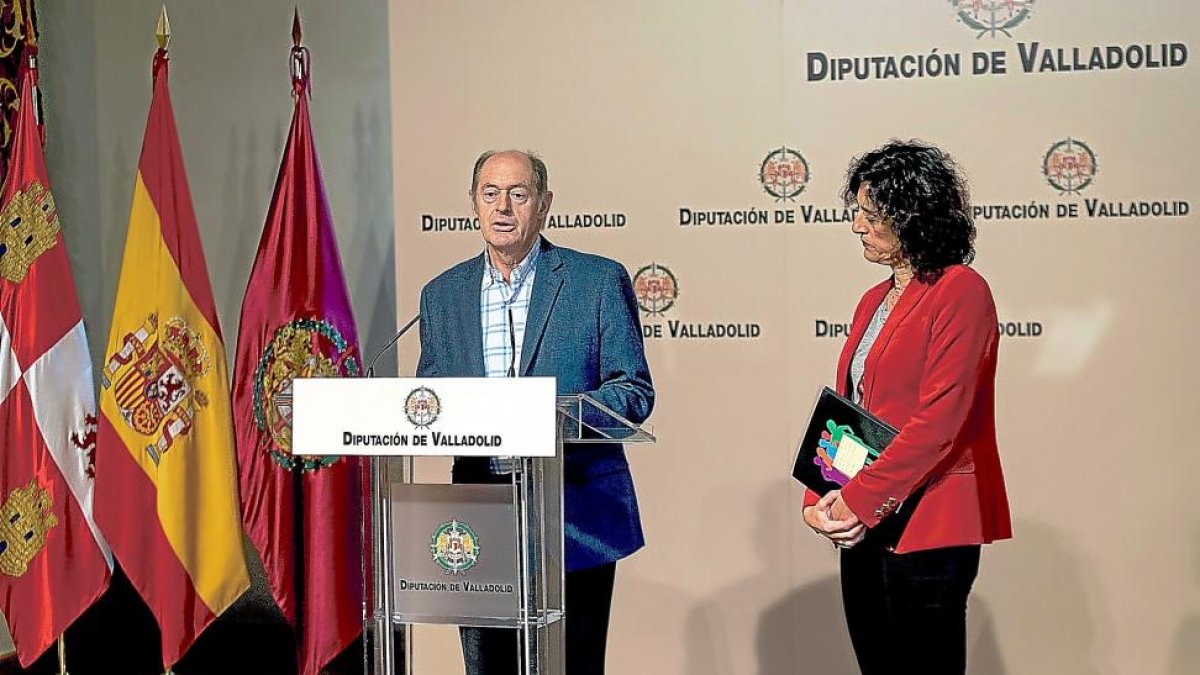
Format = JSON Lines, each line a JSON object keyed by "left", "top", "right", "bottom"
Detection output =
{"left": 389, "top": 1, "right": 1199, "bottom": 673}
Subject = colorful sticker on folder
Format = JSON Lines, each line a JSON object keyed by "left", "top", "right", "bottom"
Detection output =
{"left": 812, "top": 420, "right": 880, "bottom": 485}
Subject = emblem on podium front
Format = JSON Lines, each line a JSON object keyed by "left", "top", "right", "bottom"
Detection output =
{"left": 431, "top": 519, "right": 480, "bottom": 574}
{"left": 404, "top": 386, "right": 441, "bottom": 429}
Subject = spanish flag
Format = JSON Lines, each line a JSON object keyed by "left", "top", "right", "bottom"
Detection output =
{"left": 94, "top": 43, "right": 249, "bottom": 666}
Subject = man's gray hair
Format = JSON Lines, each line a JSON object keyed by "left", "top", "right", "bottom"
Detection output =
{"left": 470, "top": 150, "right": 549, "bottom": 195}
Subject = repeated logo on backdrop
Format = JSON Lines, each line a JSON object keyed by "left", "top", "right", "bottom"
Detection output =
{"left": 679, "top": 148, "right": 855, "bottom": 228}
{"left": 420, "top": 210, "right": 628, "bottom": 234}
{"left": 633, "top": 262, "right": 762, "bottom": 340}
{"left": 680, "top": 134, "right": 1189, "bottom": 229}
{"left": 632, "top": 263, "right": 679, "bottom": 316}
{"left": 1042, "top": 138, "right": 1097, "bottom": 194}
{"left": 951, "top": 0, "right": 1035, "bottom": 39}
{"left": 759, "top": 147, "right": 811, "bottom": 201}
{"left": 808, "top": 1, "right": 1186, "bottom": 83}
{"left": 971, "top": 138, "right": 1189, "bottom": 222}
{"left": 811, "top": 316, "right": 1046, "bottom": 341}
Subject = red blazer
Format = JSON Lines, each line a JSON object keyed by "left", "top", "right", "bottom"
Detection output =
{"left": 805, "top": 265, "right": 1012, "bottom": 553}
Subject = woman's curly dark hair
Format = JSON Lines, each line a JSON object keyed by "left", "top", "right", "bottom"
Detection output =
{"left": 842, "top": 140, "right": 975, "bottom": 281}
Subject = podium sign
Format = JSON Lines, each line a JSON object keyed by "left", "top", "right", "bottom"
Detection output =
{"left": 292, "top": 377, "right": 556, "bottom": 457}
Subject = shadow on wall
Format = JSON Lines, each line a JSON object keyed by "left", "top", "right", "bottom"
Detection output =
{"left": 689, "top": 489, "right": 1111, "bottom": 674}
{"left": 608, "top": 571, "right": 701, "bottom": 674}
{"left": 757, "top": 576, "right": 1005, "bottom": 675}
{"left": 754, "top": 518, "right": 1123, "bottom": 674}
{"left": 757, "top": 574, "right": 859, "bottom": 675}
{"left": 349, "top": 104, "right": 398, "bottom": 374}
{"left": 1167, "top": 525, "right": 1200, "bottom": 675}
{"left": 973, "top": 518, "right": 1115, "bottom": 675}
{"left": 756, "top": 519, "right": 1118, "bottom": 674}
{"left": 214, "top": 121, "right": 266, "bottom": 346}
{"left": 101, "top": 140, "right": 131, "bottom": 342}
{"left": 677, "top": 486, "right": 864, "bottom": 674}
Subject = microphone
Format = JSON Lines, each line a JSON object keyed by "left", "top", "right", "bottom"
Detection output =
{"left": 364, "top": 313, "right": 420, "bottom": 378}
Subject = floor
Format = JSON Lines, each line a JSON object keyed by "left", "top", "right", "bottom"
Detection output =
{"left": 0, "top": 568, "right": 370, "bottom": 675}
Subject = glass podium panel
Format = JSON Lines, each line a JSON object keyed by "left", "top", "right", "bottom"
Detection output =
{"left": 365, "top": 393, "right": 653, "bottom": 675}
{"left": 555, "top": 394, "right": 656, "bottom": 444}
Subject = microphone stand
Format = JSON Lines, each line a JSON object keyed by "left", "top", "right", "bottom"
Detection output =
{"left": 362, "top": 312, "right": 418, "bottom": 674}
{"left": 365, "top": 313, "right": 420, "bottom": 378}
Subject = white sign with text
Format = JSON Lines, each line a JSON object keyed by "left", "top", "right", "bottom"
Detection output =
{"left": 292, "top": 377, "right": 557, "bottom": 457}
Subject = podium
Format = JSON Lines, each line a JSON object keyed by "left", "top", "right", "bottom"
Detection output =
{"left": 291, "top": 377, "right": 654, "bottom": 675}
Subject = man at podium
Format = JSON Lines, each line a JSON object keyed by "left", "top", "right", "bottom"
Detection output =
{"left": 416, "top": 149, "right": 655, "bottom": 675}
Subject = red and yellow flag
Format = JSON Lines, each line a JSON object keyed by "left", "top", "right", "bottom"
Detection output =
{"left": 94, "top": 45, "right": 249, "bottom": 666}
{"left": 0, "top": 49, "right": 111, "bottom": 668}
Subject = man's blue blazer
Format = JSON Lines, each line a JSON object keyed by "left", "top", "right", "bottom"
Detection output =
{"left": 416, "top": 237, "right": 655, "bottom": 571}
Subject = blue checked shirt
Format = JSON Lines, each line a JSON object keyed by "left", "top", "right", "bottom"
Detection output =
{"left": 481, "top": 243, "right": 539, "bottom": 473}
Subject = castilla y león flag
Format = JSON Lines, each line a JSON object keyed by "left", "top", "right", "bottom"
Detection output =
{"left": 94, "top": 46, "right": 249, "bottom": 666}
{"left": 0, "top": 53, "right": 111, "bottom": 668}
{"left": 232, "top": 36, "right": 364, "bottom": 675}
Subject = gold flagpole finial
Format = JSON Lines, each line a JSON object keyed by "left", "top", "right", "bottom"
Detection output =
{"left": 292, "top": 6, "right": 302, "bottom": 47}
{"left": 156, "top": 5, "right": 171, "bottom": 50}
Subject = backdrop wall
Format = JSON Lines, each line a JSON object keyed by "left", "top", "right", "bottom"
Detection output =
{"left": 387, "top": 1, "right": 1199, "bottom": 673}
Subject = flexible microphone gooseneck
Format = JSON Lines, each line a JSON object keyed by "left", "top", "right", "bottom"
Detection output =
{"left": 364, "top": 313, "right": 420, "bottom": 378}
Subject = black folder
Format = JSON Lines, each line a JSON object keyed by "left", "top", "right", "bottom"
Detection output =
{"left": 791, "top": 387, "right": 898, "bottom": 496}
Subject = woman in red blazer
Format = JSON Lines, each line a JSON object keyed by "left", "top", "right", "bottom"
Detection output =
{"left": 802, "top": 141, "right": 1011, "bottom": 674}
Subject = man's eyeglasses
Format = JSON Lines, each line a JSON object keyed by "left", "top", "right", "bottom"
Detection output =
{"left": 478, "top": 186, "right": 534, "bottom": 206}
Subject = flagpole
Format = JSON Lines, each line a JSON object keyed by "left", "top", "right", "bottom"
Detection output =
{"left": 57, "top": 637, "right": 68, "bottom": 675}
{"left": 22, "top": 0, "right": 38, "bottom": 127}
{"left": 155, "top": 17, "right": 173, "bottom": 675}
{"left": 38, "top": 4, "right": 60, "bottom": 675}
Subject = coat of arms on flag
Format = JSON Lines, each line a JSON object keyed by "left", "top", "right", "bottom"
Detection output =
{"left": 101, "top": 314, "right": 211, "bottom": 465}
{"left": 0, "top": 180, "right": 57, "bottom": 282}
{"left": 0, "top": 32, "right": 110, "bottom": 668}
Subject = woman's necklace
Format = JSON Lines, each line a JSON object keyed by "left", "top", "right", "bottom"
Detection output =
{"left": 885, "top": 285, "right": 903, "bottom": 311}
{"left": 886, "top": 269, "right": 912, "bottom": 311}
